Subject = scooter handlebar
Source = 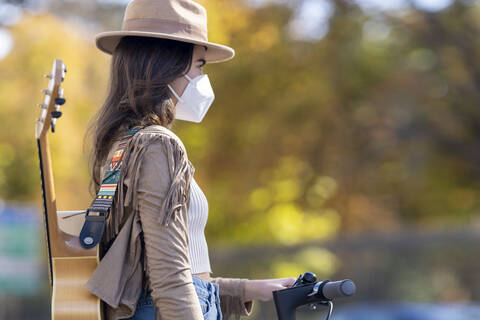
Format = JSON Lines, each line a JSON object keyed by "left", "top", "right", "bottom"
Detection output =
{"left": 322, "top": 279, "right": 356, "bottom": 299}
{"left": 273, "top": 278, "right": 356, "bottom": 320}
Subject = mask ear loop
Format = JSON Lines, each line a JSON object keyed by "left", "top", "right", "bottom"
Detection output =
{"left": 167, "top": 84, "right": 182, "bottom": 102}
{"left": 167, "top": 74, "right": 192, "bottom": 103}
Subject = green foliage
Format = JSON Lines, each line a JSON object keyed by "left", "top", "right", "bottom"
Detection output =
{"left": 0, "top": 13, "right": 109, "bottom": 209}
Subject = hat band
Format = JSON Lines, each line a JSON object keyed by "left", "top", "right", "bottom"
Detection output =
{"left": 122, "top": 18, "right": 207, "bottom": 42}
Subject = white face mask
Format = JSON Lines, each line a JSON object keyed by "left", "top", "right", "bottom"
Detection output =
{"left": 167, "top": 73, "right": 215, "bottom": 123}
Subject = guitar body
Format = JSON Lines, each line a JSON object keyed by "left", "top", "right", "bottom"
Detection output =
{"left": 52, "top": 256, "right": 102, "bottom": 320}
{"left": 36, "top": 59, "right": 104, "bottom": 320}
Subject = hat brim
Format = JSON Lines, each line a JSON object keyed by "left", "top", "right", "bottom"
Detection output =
{"left": 95, "top": 31, "right": 235, "bottom": 64}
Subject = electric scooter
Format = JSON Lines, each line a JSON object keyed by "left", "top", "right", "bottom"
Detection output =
{"left": 273, "top": 272, "right": 356, "bottom": 320}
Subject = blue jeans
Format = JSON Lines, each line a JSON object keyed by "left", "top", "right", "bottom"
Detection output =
{"left": 127, "top": 275, "right": 222, "bottom": 320}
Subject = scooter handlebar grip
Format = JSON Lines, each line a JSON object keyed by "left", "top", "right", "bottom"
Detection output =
{"left": 322, "top": 279, "right": 356, "bottom": 299}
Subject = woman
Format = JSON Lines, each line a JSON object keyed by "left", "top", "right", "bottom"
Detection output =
{"left": 84, "top": 1, "right": 296, "bottom": 319}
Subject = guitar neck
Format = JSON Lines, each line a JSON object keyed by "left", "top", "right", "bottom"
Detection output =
{"left": 37, "top": 133, "right": 58, "bottom": 288}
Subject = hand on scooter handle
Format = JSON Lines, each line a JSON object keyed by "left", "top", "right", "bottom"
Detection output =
{"left": 244, "top": 277, "right": 297, "bottom": 302}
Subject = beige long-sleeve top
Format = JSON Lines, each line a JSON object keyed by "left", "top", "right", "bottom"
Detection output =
{"left": 85, "top": 124, "right": 254, "bottom": 320}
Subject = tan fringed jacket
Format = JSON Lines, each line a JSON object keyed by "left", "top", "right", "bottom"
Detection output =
{"left": 85, "top": 125, "right": 254, "bottom": 320}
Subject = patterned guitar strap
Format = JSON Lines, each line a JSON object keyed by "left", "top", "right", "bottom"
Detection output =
{"left": 79, "top": 125, "right": 145, "bottom": 249}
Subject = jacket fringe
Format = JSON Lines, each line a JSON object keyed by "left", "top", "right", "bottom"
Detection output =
{"left": 103, "top": 125, "right": 195, "bottom": 247}
{"left": 93, "top": 125, "right": 196, "bottom": 320}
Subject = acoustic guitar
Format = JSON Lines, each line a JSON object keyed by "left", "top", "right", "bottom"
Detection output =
{"left": 36, "top": 58, "right": 104, "bottom": 320}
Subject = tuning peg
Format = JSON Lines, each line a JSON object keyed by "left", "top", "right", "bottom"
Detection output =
{"left": 37, "top": 103, "right": 47, "bottom": 109}
{"left": 55, "top": 97, "right": 66, "bottom": 105}
{"left": 44, "top": 74, "right": 53, "bottom": 79}
{"left": 51, "top": 121, "right": 55, "bottom": 133}
{"left": 63, "top": 66, "right": 67, "bottom": 73}
{"left": 41, "top": 89, "right": 52, "bottom": 95}
{"left": 51, "top": 111, "right": 62, "bottom": 118}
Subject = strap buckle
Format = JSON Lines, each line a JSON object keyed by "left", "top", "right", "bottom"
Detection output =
{"left": 85, "top": 207, "right": 110, "bottom": 220}
{"left": 85, "top": 207, "right": 110, "bottom": 219}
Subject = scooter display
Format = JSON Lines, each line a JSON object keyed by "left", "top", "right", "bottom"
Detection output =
{"left": 273, "top": 272, "right": 356, "bottom": 320}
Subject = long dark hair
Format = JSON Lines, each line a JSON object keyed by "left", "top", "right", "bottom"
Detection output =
{"left": 84, "top": 36, "right": 194, "bottom": 196}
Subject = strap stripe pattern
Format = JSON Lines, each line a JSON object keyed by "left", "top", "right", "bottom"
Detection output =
{"left": 88, "top": 126, "right": 144, "bottom": 214}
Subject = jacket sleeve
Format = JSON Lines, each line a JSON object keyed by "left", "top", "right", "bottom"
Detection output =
{"left": 210, "top": 277, "right": 254, "bottom": 319}
{"left": 136, "top": 137, "right": 204, "bottom": 320}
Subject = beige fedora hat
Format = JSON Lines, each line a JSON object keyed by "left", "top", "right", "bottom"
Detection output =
{"left": 95, "top": 0, "right": 235, "bottom": 64}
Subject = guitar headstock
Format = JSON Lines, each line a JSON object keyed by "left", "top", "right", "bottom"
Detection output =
{"left": 35, "top": 58, "right": 67, "bottom": 139}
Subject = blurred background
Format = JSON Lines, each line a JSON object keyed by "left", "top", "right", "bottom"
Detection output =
{"left": 1, "top": 0, "right": 480, "bottom": 319}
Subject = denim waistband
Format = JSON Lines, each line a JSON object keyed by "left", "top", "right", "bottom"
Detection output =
{"left": 192, "top": 275, "right": 222, "bottom": 320}
{"left": 133, "top": 275, "right": 222, "bottom": 320}
{"left": 136, "top": 275, "right": 219, "bottom": 307}
{"left": 192, "top": 275, "right": 219, "bottom": 298}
